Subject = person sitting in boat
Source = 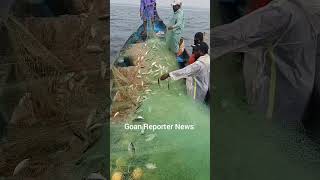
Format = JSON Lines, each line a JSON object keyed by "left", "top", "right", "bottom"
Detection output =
{"left": 160, "top": 42, "right": 210, "bottom": 102}
{"left": 167, "top": 0, "right": 185, "bottom": 61}
{"left": 140, "top": 0, "right": 158, "bottom": 36}
{"left": 189, "top": 32, "right": 204, "bottom": 65}
{"left": 176, "top": 37, "right": 186, "bottom": 68}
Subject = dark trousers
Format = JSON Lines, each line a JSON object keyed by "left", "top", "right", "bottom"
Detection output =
{"left": 178, "top": 62, "right": 185, "bottom": 69}
{"left": 205, "top": 90, "right": 210, "bottom": 105}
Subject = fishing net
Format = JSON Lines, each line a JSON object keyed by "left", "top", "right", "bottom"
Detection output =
{"left": 1, "top": 8, "right": 108, "bottom": 179}
{"left": 110, "top": 37, "right": 210, "bottom": 179}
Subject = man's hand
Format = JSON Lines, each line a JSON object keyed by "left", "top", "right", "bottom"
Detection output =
{"left": 160, "top": 73, "right": 170, "bottom": 80}
{"left": 168, "top": 26, "right": 174, "bottom": 30}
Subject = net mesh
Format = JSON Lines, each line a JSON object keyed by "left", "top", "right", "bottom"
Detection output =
{"left": 110, "top": 37, "right": 210, "bottom": 180}
{"left": 1, "top": 13, "right": 108, "bottom": 179}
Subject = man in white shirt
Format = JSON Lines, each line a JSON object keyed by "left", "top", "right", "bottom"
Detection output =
{"left": 160, "top": 42, "right": 210, "bottom": 102}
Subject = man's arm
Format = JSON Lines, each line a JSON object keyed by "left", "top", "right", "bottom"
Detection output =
{"left": 169, "top": 62, "right": 202, "bottom": 81}
{"left": 172, "top": 11, "right": 184, "bottom": 29}
{"left": 212, "top": 4, "right": 292, "bottom": 58}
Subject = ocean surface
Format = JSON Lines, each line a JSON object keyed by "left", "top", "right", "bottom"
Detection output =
{"left": 110, "top": 3, "right": 210, "bottom": 62}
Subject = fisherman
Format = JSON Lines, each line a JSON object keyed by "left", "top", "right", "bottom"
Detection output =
{"left": 160, "top": 42, "right": 210, "bottom": 102}
{"left": 212, "top": 0, "right": 320, "bottom": 129}
{"left": 140, "top": 0, "right": 157, "bottom": 36}
{"left": 189, "top": 32, "right": 204, "bottom": 65}
{"left": 167, "top": 0, "right": 185, "bottom": 65}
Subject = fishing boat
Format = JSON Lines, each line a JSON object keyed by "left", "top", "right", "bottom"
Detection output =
{"left": 113, "top": 19, "right": 189, "bottom": 67}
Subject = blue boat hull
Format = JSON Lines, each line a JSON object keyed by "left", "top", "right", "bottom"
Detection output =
{"left": 114, "top": 20, "right": 189, "bottom": 67}
{"left": 121, "top": 20, "right": 167, "bottom": 52}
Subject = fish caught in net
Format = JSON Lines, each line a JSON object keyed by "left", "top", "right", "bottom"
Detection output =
{"left": 110, "top": 37, "right": 210, "bottom": 180}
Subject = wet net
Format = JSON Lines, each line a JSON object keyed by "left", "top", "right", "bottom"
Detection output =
{"left": 110, "top": 37, "right": 210, "bottom": 180}
{"left": 1, "top": 13, "right": 108, "bottom": 179}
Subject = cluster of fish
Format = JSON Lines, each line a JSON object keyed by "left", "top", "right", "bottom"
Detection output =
{"left": 133, "top": 49, "right": 174, "bottom": 100}
{"left": 142, "top": 56, "right": 173, "bottom": 82}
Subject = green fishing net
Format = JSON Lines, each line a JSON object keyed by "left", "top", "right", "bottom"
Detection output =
{"left": 110, "top": 37, "right": 210, "bottom": 180}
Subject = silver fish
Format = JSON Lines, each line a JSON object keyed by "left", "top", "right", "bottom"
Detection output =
{"left": 145, "top": 163, "right": 157, "bottom": 170}
{"left": 135, "top": 116, "right": 144, "bottom": 121}
{"left": 146, "top": 134, "right": 156, "bottom": 142}
{"left": 113, "top": 112, "right": 119, "bottom": 118}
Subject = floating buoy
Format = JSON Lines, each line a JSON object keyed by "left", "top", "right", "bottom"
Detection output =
{"left": 111, "top": 172, "right": 124, "bottom": 180}
{"left": 132, "top": 168, "right": 143, "bottom": 180}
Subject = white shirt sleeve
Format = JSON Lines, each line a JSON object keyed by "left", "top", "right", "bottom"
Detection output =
{"left": 169, "top": 62, "right": 202, "bottom": 81}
